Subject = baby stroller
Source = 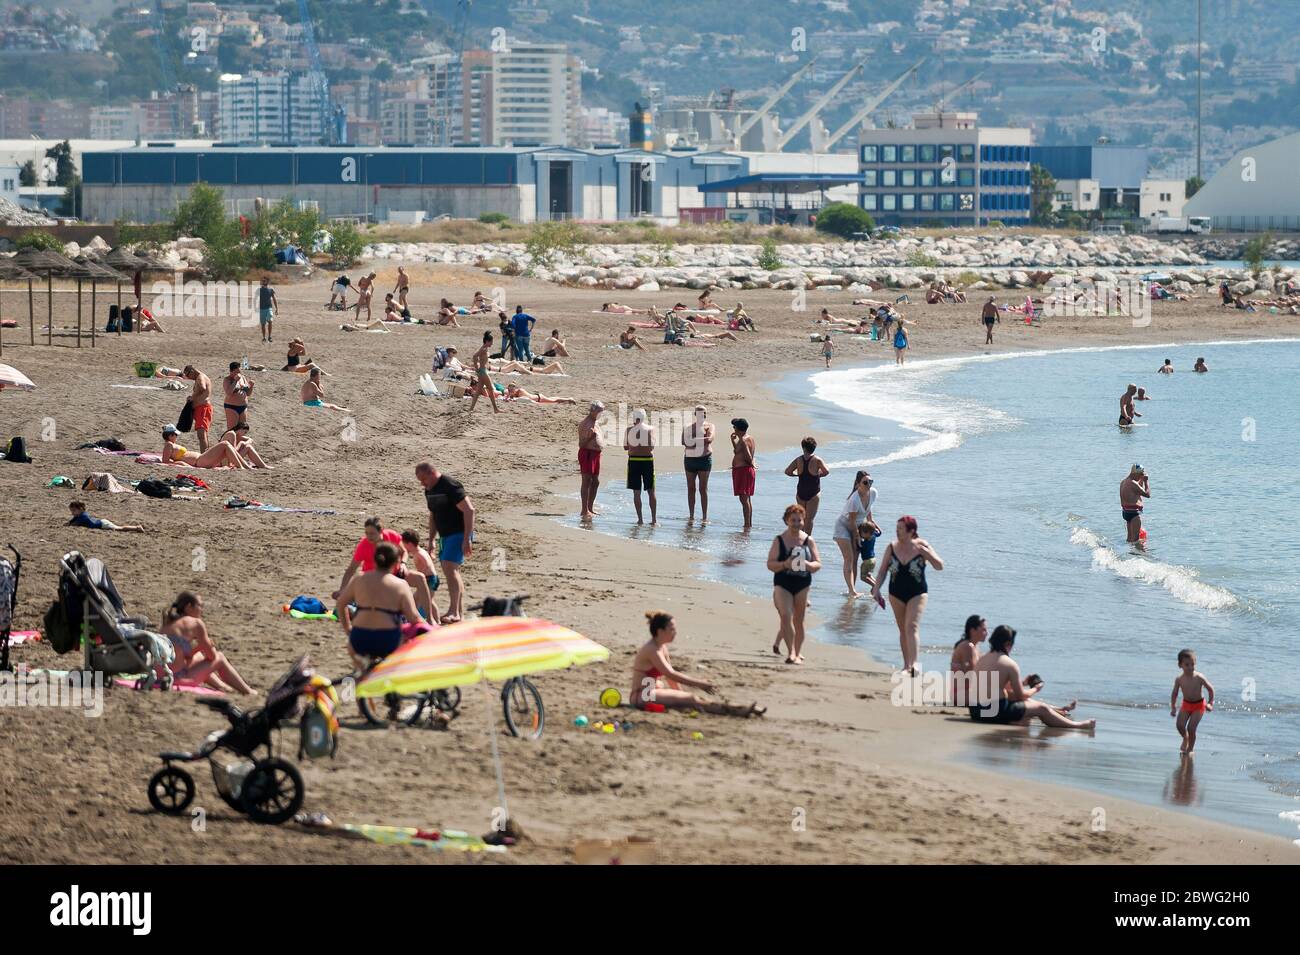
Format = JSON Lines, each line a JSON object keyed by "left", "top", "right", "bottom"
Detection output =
{"left": 147, "top": 654, "right": 338, "bottom": 825}
{"left": 0, "top": 545, "right": 20, "bottom": 673}
{"left": 47, "top": 552, "right": 174, "bottom": 688}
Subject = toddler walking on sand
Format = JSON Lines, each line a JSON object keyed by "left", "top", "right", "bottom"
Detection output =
{"left": 1170, "top": 649, "right": 1215, "bottom": 754}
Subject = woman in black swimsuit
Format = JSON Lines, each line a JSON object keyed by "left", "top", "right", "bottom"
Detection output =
{"left": 335, "top": 543, "right": 422, "bottom": 669}
{"left": 765, "top": 504, "right": 822, "bottom": 664}
{"left": 784, "top": 437, "right": 830, "bottom": 534}
{"left": 871, "top": 515, "right": 944, "bottom": 676}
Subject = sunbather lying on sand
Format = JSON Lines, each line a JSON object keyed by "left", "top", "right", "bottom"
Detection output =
{"left": 162, "top": 591, "right": 254, "bottom": 694}
{"left": 219, "top": 424, "right": 272, "bottom": 469}
{"left": 301, "top": 369, "right": 350, "bottom": 411}
{"left": 489, "top": 358, "right": 566, "bottom": 375}
{"left": 340, "top": 318, "right": 388, "bottom": 332}
{"left": 504, "top": 383, "right": 577, "bottom": 404}
{"left": 67, "top": 500, "right": 144, "bottom": 533}
{"left": 162, "top": 424, "right": 249, "bottom": 468}
{"left": 601, "top": 302, "right": 640, "bottom": 314}
{"left": 692, "top": 329, "right": 739, "bottom": 342}
{"left": 631, "top": 610, "right": 765, "bottom": 717}
{"left": 469, "top": 291, "right": 494, "bottom": 314}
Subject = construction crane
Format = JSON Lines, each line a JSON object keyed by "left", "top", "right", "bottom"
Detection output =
{"left": 773, "top": 56, "right": 870, "bottom": 152}
{"left": 296, "top": 0, "right": 344, "bottom": 144}
{"left": 821, "top": 60, "right": 925, "bottom": 152}
{"left": 447, "top": 0, "right": 473, "bottom": 145}
{"left": 730, "top": 56, "right": 820, "bottom": 148}
{"left": 934, "top": 70, "right": 985, "bottom": 116}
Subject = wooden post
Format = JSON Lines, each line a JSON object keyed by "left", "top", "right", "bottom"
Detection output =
{"left": 46, "top": 271, "right": 52, "bottom": 346}
{"left": 76, "top": 278, "right": 82, "bottom": 348}
{"left": 27, "top": 278, "right": 33, "bottom": 345}
{"left": 116, "top": 281, "right": 122, "bottom": 336}
{"left": 91, "top": 281, "right": 96, "bottom": 348}
{"left": 0, "top": 286, "right": 5, "bottom": 358}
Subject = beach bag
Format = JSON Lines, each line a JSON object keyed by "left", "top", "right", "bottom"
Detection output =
{"left": 3, "top": 436, "right": 31, "bottom": 463}
{"left": 83, "top": 472, "right": 130, "bottom": 493}
{"left": 893, "top": 329, "right": 907, "bottom": 349}
{"left": 432, "top": 347, "right": 449, "bottom": 371}
{"left": 137, "top": 479, "right": 173, "bottom": 499}
{"left": 94, "top": 438, "right": 127, "bottom": 452}
{"left": 43, "top": 599, "right": 78, "bottom": 655}
{"left": 289, "top": 595, "right": 327, "bottom": 616}
{"left": 176, "top": 399, "right": 194, "bottom": 434}
{"left": 134, "top": 360, "right": 159, "bottom": 378}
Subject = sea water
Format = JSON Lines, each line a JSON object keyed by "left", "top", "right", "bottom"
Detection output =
{"left": 562, "top": 338, "right": 1300, "bottom": 842}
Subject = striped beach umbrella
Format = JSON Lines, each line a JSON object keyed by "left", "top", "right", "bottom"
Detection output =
{"left": 357, "top": 616, "right": 609, "bottom": 697}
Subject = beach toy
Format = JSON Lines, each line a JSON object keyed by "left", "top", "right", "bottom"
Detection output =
{"left": 282, "top": 604, "right": 291, "bottom": 613}
{"left": 602, "top": 723, "right": 616, "bottom": 734}
{"left": 1139, "top": 529, "right": 1148, "bottom": 540}
{"left": 574, "top": 715, "right": 589, "bottom": 727}
{"left": 690, "top": 731, "right": 704, "bottom": 741}
{"left": 133, "top": 360, "right": 158, "bottom": 378}
{"left": 599, "top": 687, "right": 622, "bottom": 708}
{"left": 685, "top": 710, "right": 698, "bottom": 718}
{"left": 643, "top": 702, "right": 665, "bottom": 714}
{"left": 593, "top": 721, "right": 604, "bottom": 730}
{"left": 621, "top": 721, "right": 633, "bottom": 732}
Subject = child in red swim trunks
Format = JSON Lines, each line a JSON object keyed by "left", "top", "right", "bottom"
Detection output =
{"left": 1170, "top": 648, "right": 1215, "bottom": 754}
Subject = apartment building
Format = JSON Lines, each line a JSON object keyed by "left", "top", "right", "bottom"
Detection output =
{"left": 460, "top": 42, "right": 582, "bottom": 146}
{"left": 217, "top": 72, "right": 329, "bottom": 145}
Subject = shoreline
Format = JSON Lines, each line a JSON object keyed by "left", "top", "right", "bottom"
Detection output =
{"left": 532, "top": 328, "right": 1300, "bottom": 853}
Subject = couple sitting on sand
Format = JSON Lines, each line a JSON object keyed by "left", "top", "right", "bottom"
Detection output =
{"left": 950, "top": 617, "right": 1095, "bottom": 730}
{"left": 630, "top": 610, "right": 765, "bottom": 718}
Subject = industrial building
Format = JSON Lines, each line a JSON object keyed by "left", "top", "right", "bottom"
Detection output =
{"left": 1184, "top": 131, "right": 1300, "bottom": 231}
{"left": 1029, "top": 144, "right": 1150, "bottom": 217}
{"left": 857, "top": 111, "right": 1034, "bottom": 227}
{"left": 79, "top": 144, "right": 745, "bottom": 225}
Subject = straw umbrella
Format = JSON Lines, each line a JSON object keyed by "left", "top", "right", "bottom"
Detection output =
{"left": 0, "top": 261, "right": 37, "bottom": 358}
{"left": 13, "top": 248, "right": 77, "bottom": 346}
{"left": 72, "top": 257, "right": 129, "bottom": 347}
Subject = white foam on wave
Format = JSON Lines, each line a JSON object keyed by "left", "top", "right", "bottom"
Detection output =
{"left": 1068, "top": 526, "right": 1239, "bottom": 612}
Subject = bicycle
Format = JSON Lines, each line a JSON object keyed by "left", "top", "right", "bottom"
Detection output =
{"left": 349, "top": 662, "right": 461, "bottom": 728}
{"left": 471, "top": 594, "right": 545, "bottom": 740}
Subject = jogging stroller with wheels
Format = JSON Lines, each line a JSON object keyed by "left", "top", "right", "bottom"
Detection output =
{"left": 147, "top": 654, "right": 338, "bottom": 825}
{"left": 46, "top": 552, "right": 174, "bottom": 688}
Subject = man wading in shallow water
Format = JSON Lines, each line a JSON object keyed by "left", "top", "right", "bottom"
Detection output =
{"left": 1120, "top": 464, "right": 1151, "bottom": 545}
{"left": 578, "top": 401, "right": 605, "bottom": 522}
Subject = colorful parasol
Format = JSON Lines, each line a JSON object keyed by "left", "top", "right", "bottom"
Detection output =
{"left": 357, "top": 616, "right": 609, "bottom": 697}
{"left": 0, "top": 363, "right": 35, "bottom": 391}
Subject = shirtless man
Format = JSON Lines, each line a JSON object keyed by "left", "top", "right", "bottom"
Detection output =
{"left": 468, "top": 331, "right": 500, "bottom": 414}
{"left": 353, "top": 272, "right": 377, "bottom": 322}
{"left": 578, "top": 401, "right": 605, "bottom": 521}
{"left": 222, "top": 361, "right": 254, "bottom": 431}
{"left": 392, "top": 265, "right": 411, "bottom": 314}
{"left": 1120, "top": 464, "right": 1151, "bottom": 544}
{"left": 300, "top": 369, "right": 350, "bottom": 412}
{"left": 183, "top": 365, "right": 214, "bottom": 452}
{"left": 619, "top": 327, "right": 646, "bottom": 351}
{"left": 730, "top": 417, "right": 756, "bottom": 530}
{"left": 1193, "top": 357, "right": 1209, "bottom": 373}
{"left": 624, "top": 408, "right": 657, "bottom": 525}
{"left": 682, "top": 405, "right": 715, "bottom": 523}
{"left": 970, "top": 625, "right": 1095, "bottom": 729}
{"left": 981, "top": 296, "right": 999, "bottom": 344}
{"left": 1119, "top": 383, "right": 1142, "bottom": 426}
{"left": 541, "top": 329, "right": 570, "bottom": 357}
{"left": 1157, "top": 358, "right": 1174, "bottom": 374}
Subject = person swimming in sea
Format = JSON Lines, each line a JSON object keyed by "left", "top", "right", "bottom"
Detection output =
{"left": 1158, "top": 358, "right": 1174, "bottom": 374}
{"left": 1193, "top": 357, "right": 1209, "bottom": 373}
{"left": 1171, "top": 648, "right": 1214, "bottom": 754}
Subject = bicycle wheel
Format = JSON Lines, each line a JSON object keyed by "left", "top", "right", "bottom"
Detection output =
{"left": 240, "top": 757, "right": 304, "bottom": 825}
{"left": 501, "top": 677, "right": 544, "bottom": 739}
{"left": 147, "top": 766, "right": 195, "bottom": 815}
{"left": 358, "top": 691, "right": 425, "bottom": 726}
{"left": 433, "top": 686, "right": 461, "bottom": 712}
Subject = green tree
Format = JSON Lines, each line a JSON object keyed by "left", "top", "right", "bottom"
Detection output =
{"left": 45, "top": 141, "right": 75, "bottom": 187}
{"left": 814, "top": 202, "right": 874, "bottom": 239}
{"left": 15, "top": 230, "right": 65, "bottom": 252}
{"left": 1243, "top": 232, "right": 1272, "bottom": 275}
{"left": 172, "top": 183, "right": 227, "bottom": 243}
{"left": 524, "top": 220, "right": 584, "bottom": 274}
{"left": 202, "top": 218, "right": 253, "bottom": 280}
{"left": 757, "top": 237, "right": 783, "bottom": 271}
{"left": 18, "top": 160, "right": 35, "bottom": 187}
{"left": 1185, "top": 175, "right": 1205, "bottom": 199}
{"left": 1030, "top": 164, "right": 1057, "bottom": 225}
{"left": 325, "top": 220, "right": 365, "bottom": 268}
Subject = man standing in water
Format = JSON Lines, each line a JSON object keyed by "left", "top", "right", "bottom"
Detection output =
{"left": 578, "top": 402, "right": 605, "bottom": 521}
{"left": 730, "top": 417, "right": 756, "bottom": 530}
{"left": 1119, "top": 383, "right": 1142, "bottom": 426}
{"left": 980, "top": 296, "right": 999, "bottom": 344}
{"left": 682, "top": 405, "right": 714, "bottom": 524}
{"left": 1120, "top": 464, "right": 1151, "bottom": 544}
{"left": 624, "top": 408, "right": 657, "bottom": 525}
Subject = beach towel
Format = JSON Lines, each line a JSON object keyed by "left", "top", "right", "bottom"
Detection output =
{"left": 293, "top": 813, "right": 507, "bottom": 853}
{"left": 226, "top": 496, "right": 336, "bottom": 515}
{"left": 89, "top": 447, "right": 146, "bottom": 457}
{"left": 287, "top": 607, "right": 338, "bottom": 621}
{"left": 289, "top": 595, "right": 328, "bottom": 616}
{"left": 112, "top": 677, "right": 223, "bottom": 695}
{"left": 45, "top": 476, "right": 73, "bottom": 488}
{"left": 112, "top": 384, "right": 165, "bottom": 391}
{"left": 82, "top": 472, "right": 131, "bottom": 493}
{"left": 9, "top": 630, "right": 40, "bottom": 644}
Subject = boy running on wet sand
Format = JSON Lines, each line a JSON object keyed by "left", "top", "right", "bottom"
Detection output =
{"left": 822, "top": 335, "right": 834, "bottom": 368}
{"left": 468, "top": 331, "right": 501, "bottom": 414}
{"left": 1171, "top": 649, "right": 1214, "bottom": 754}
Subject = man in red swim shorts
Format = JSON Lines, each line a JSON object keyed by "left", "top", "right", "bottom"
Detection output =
{"left": 183, "top": 364, "right": 214, "bottom": 451}
{"left": 729, "top": 416, "right": 756, "bottom": 529}
{"left": 578, "top": 401, "right": 605, "bottom": 522}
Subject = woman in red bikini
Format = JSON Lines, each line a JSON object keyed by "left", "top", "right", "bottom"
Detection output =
{"left": 631, "top": 611, "right": 765, "bottom": 717}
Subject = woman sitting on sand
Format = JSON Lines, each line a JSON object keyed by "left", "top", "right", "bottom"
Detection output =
{"left": 632, "top": 611, "right": 765, "bottom": 717}
{"left": 161, "top": 591, "right": 253, "bottom": 694}
{"left": 437, "top": 299, "right": 461, "bottom": 326}
{"left": 504, "top": 383, "right": 577, "bottom": 404}
{"left": 470, "top": 291, "right": 494, "bottom": 314}
{"left": 218, "top": 423, "right": 272, "bottom": 469}
{"left": 728, "top": 303, "right": 756, "bottom": 331}
{"left": 619, "top": 327, "right": 646, "bottom": 351}
{"left": 950, "top": 614, "right": 987, "bottom": 705}
{"left": 697, "top": 289, "right": 718, "bottom": 311}
{"left": 383, "top": 293, "right": 403, "bottom": 321}
{"left": 162, "top": 424, "right": 249, "bottom": 469}
{"left": 281, "top": 338, "right": 324, "bottom": 374}
{"left": 336, "top": 542, "right": 424, "bottom": 669}
{"left": 138, "top": 307, "right": 165, "bottom": 332}
{"left": 301, "top": 368, "right": 350, "bottom": 412}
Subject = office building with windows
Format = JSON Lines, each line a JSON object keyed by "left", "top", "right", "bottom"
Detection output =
{"left": 857, "top": 112, "right": 1033, "bottom": 227}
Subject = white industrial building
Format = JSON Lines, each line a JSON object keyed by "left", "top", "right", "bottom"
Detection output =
{"left": 1184, "top": 131, "right": 1300, "bottom": 231}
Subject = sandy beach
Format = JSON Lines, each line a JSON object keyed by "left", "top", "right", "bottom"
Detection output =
{"left": 1, "top": 265, "right": 1297, "bottom": 864}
